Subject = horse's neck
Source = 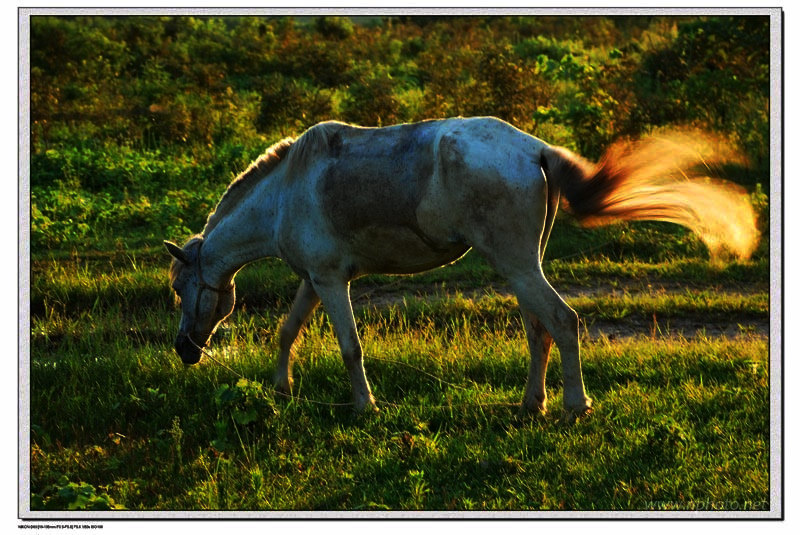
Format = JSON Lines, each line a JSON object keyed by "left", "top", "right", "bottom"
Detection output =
{"left": 201, "top": 181, "right": 281, "bottom": 286}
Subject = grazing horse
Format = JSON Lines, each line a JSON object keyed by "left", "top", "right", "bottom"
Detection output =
{"left": 165, "top": 117, "right": 758, "bottom": 414}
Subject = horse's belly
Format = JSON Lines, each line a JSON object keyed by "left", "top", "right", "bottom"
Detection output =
{"left": 348, "top": 225, "right": 469, "bottom": 275}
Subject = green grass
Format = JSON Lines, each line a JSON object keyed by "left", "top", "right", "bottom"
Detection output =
{"left": 31, "top": 240, "right": 768, "bottom": 314}
{"left": 30, "top": 319, "right": 768, "bottom": 511}
{"left": 29, "top": 247, "right": 770, "bottom": 512}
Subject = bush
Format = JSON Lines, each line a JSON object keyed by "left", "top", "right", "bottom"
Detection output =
{"left": 341, "top": 63, "right": 408, "bottom": 126}
{"left": 28, "top": 15, "right": 770, "bottom": 252}
{"left": 467, "top": 44, "right": 540, "bottom": 128}
{"left": 32, "top": 476, "right": 124, "bottom": 511}
{"left": 314, "top": 16, "right": 355, "bottom": 40}
{"left": 632, "top": 16, "right": 769, "bottom": 174}
{"left": 255, "top": 74, "right": 334, "bottom": 134}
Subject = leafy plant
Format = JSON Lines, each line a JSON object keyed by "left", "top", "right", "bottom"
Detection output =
{"left": 211, "top": 379, "right": 278, "bottom": 452}
{"left": 32, "top": 477, "right": 125, "bottom": 511}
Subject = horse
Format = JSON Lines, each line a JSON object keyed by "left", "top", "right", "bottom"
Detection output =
{"left": 164, "top": 117, "right": 758, "bottom": 414}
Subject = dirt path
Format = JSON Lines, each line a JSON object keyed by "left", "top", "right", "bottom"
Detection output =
{"left": 349, "top": 279, "right": 770, "bottom": 340}
{"left": 577, "top": 316, "right": 769, "bottom": 341}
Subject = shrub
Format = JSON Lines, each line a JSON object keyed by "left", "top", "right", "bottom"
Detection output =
{"left": 314, "top": 16, "right": 355, "bottom": 40}
{"left": 255, "top": 74, "right": 334, "bottom": 134}
{"left": 32, "top": 477, "right": 124, "bottom": 511}
{"left": 341, "top": 63, "right": 407, "bottom": 126}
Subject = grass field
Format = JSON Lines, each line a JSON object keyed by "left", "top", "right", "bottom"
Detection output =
{"left": 27, "top": 222, "right": 771, "bottom": 514}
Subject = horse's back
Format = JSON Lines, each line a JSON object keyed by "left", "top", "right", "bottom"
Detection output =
{"left": 412, "top": 118, "right": 551, "bottom": 255}
{"left": 290, "top": 120, "right": 466, "bottom": 275}
{"left": 315, "top": 119, "right": 443, "bottom": 236}
{"left": 312, "top": 117, "right": 547, "bottom": 233}
{"left": 434, "top": 117, "right": 549, "bottom": 187}
{"left": 283, "top": 117, "right": 550, "bottom": 276}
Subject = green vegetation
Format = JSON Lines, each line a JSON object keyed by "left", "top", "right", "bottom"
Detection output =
{"left": 30, "top": 248, "right": 769, "bottom": 512}
{"left": 28, "top": 15, "right": 771, "bottom": 513}
{"left": 30, "top": 253, "right": 769, "bottom": 510}
{"left": 30, "top": 15, "right": 769, "bottom": 252}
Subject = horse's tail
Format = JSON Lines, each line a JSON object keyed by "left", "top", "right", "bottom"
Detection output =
{"left": 540, "top": 132, "right": 759, "bottom": 260}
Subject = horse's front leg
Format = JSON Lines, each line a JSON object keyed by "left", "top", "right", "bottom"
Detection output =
{"left": 311, "top": 277, "right": 377, "bottom": 412}
{"left": 273, "top": 279, "right": 320, "bottom": 394}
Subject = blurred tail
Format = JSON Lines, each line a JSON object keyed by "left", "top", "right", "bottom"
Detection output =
{"left": 540, "top": 132, "right": 759, "bottom": 260}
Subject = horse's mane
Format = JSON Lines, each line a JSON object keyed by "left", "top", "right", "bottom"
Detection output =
{"left": 202, "top": 138, "right": 295, "bottom": 236}
{"left": 202, "top": 121, "right": 349, "bottom": 237}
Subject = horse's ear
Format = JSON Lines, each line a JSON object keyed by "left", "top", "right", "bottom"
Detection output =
{"left": 164, "top": 240, "right": 189, "bottom": 264}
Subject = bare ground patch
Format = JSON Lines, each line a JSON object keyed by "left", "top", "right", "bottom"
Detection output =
{"left": 578, "top": 316, "right": 769, "bottom": 341}
{"left": 349, "top": 278, "right": 770, "bottom": 341}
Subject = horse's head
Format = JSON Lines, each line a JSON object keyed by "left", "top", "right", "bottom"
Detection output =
{"left": 164, "top": 238, "right": 236, "bottom": 365}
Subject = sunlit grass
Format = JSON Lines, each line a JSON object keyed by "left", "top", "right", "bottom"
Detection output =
{"left": 30, "top": 317, "right": 768, "bottom": 511}
{"left": 29, "top": 252, "right": 769, "bottom": 511}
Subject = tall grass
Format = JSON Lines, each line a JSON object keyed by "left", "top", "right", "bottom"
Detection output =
{"left": 30, "top": 313, "right": 768, "bottom": 511}
{"left": 29, "top": 248, "right": 769, "bottom": 512}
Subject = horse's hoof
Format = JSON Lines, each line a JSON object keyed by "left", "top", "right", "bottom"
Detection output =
{"left": 563, "top": 396, "right": 593, "bottom": 416}
{"left": 517, "top": 400, "right": 548, "bottom": 418}
{"left": 353, "top": 396, "right": 380, "bottom": 415}
{"left": 272, "top": 375, "right": 293, "bottom": 398}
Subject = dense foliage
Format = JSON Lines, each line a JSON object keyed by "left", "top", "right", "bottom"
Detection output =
{"left": 29, "top": 15, "right": 770, "bottom": 252}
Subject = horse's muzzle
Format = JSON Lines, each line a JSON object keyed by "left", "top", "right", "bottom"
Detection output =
{"left": 174, "top": 334, "right": 202, "bottom": 365}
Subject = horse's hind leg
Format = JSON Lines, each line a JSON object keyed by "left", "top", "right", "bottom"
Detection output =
{"left": 505, "top": 268, "right": 592, "bottom": 414}
{"left": 520, "top": 183, "right": 559, "bottom": 413}
{"left": 273, "top": 280, "right": 320, "bottom": 394}
{"left": 311, "top": 278, "right": 377, "bottom": 412}
{"left": 470, "top": 220, "right": 590, "bottom": 412}
{"left": 520, "top": 312, "right": 554, "bottom": 413}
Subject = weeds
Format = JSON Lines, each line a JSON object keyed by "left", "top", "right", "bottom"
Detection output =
{"left": 29, "top": 263, "right": 769, "bottom": 511}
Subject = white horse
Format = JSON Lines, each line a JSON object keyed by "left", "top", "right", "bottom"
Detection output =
{"left": 165, "top": 117, "right": 758, "bottom": 414}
